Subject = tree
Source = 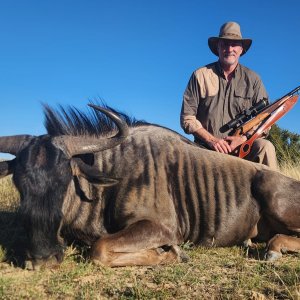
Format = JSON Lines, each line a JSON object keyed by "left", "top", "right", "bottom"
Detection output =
{"left": 268, "top": 124, "right": 300, "bottom": 165}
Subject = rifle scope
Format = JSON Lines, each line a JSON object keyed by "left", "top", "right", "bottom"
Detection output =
{"left": 223, "top": 99, "right": 268, "bottom": 131}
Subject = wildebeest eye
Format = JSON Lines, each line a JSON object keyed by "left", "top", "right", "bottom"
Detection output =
{"left": 71, "top": 158, "right": 119, "bottom": 186}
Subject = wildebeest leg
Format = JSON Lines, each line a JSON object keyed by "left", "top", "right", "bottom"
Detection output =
{"left": 243, "top": 224, "right": 259, "bottom": 257}
{"left": 244, "top": 223, "right": 259, "bottom": 246}
{"left": 265, "top": 234, "right": 300, "bottom": 261}
{"left": 91, "top": 220, "right": 187, "bottom": 267}
{"left": 253, "top": 170, "right": 300, "bottom": 260}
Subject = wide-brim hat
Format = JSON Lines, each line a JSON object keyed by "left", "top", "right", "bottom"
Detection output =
{"left": 208, "top": 22, "right": 252, "bottom": 56}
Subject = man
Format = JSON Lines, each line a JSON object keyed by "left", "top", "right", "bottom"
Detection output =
{"left": 180, "top": 21, "right": 278, "bottom": 169}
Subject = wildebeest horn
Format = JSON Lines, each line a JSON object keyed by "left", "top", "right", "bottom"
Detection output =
{"left": 52, "top": 105, "right": 129, "bottom": 157}
{"left": 0, "top": 135, "right": 34, "bottom": 155}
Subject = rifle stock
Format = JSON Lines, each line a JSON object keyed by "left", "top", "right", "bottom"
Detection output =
{"left": 237, "top": 95, "right": 298, "bottom": 158}
{"left": 233, "top": 111, "right": 270, "bottom": 136}
{"left": 229, "top": 86, "right": 300, "bottom": 158}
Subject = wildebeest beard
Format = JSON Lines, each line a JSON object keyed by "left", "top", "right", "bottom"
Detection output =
{"left": 13, "top": 136, "right": 72, "bottom": 263}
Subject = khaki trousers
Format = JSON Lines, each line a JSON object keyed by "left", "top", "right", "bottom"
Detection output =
{"left": 244, "top": 138, "right": 278, "bottom": 170}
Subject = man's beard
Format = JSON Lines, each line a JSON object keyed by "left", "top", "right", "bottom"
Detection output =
{"left": 222, "top": 53, "right": 237, "bottom": 66}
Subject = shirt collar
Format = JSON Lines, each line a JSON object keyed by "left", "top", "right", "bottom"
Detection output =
{"left": 216, "top": 61, "right": 240, "bottom": 79}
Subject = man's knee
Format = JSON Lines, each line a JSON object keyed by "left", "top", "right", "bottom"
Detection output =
{"left": 252, "top": 138, "right": 276, "bottom": 154}
{"left": 247, "top": 138, "right": 278, "bottom": 169}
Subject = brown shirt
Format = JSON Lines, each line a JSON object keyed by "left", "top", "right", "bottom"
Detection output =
{"left": 180, "top": 62, "right": 268, "bottom": 142}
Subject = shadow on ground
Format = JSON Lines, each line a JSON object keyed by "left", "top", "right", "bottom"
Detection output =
{"left": 0, "top": 210, "right": 27, "bottom": 268}
{"left": 246, "top": 244, "right": 268, "bottom": 261}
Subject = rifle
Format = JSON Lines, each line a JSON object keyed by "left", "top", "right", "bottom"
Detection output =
{"left": 224, "top": 86, "right": 300, "bottom": 158}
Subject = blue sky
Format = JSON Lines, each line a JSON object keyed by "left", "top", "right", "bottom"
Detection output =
{"left": 0, "top": 1, "right": 299, "bottom": 155}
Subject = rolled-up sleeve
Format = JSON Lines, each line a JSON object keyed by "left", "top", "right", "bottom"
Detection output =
{"left": 180, "top": 115, "right": 203, "bottom": 134}
{"left": 180, "top": 73, "right": 203, "bottom": 134}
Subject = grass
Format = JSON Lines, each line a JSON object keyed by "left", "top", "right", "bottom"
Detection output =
{"left": 0, "top": 167, "right": 300, "bottom": 299}
{"left": 280, "top": 160, "right": 300, "bottom": 181}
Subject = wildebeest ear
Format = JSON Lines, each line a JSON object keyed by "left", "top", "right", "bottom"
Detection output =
{"left": 0, "top": 159, "right": 15, "bottom": 178}
{"left": 70, "top": 158, "right": 119, "bottom": 186}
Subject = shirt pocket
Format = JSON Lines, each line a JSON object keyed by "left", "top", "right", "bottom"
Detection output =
{"left": 198, "top": 95, "right": 217, "bottom": 115}
{"left": 234, "top": 85, "right": 255, "bottom": 112}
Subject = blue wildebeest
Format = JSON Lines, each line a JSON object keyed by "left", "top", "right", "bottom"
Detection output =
{"left": 0, "top": 104, "right": 299, "bottom": 269}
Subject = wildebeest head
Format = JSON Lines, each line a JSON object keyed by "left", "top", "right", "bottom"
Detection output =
{"left": 0, "top": 105, "right": 129, "bottom": 269}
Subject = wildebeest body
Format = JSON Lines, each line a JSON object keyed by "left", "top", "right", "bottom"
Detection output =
{"left": 0, "top": 104, "right": 299, "bottom": 268}
{"left": 64, "top": 126, "right": 260, "bottom": 247}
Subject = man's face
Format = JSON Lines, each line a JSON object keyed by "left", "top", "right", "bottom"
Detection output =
{"left": 217, "top": 39, "right": 243, "bottom": 67}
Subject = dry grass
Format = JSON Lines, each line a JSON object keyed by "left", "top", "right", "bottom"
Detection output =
{"left": 280, "top": 160, "right": 300, "bottom": 181}
{"left": 0, "top": 167, "right": 300, "bottom": 299}
{"left": 0, "top": 176, "right": 19, "bottom": 211}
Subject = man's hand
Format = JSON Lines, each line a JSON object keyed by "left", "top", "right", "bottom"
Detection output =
{"left": 207, "top": 138, "right": 232, "bottom": 154}
{"left": 207, "top": 135, "right": 247, "bottom": 154}
{"left": 193, "top": 128, "right": 247, "bottom": 154}
{"left": 224, "top": 135, "right": 247, "bottom": 152}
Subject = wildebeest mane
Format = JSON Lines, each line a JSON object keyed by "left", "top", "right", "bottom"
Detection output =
{"left": 43, "top": 102, "right": 148, "bottom": 137}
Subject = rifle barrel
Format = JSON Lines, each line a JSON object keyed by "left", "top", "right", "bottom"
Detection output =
{"left": 224, "top": 99, "right": 268, "bottom": 131}
{"left": 286, "top": 85, "right": 300, "bottom": 97}
{"left": 223, "top": 85, "right": 300, "bottom": 132}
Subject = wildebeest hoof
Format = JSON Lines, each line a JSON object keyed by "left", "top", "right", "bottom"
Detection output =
{"left": 25, "top": 260, "right": 35, "bottom": 271}
{"left": 170, "top": 245, "right": 189, "bottom": 263}
{"left": 156, "top": 247, "right": 165, "bottom": 255}
{"left": 243, "top": 239, "right": 252, "bottom": 248}
{"left": 157, "top": 245, "right": 189, "bottom": 263}
{"left": 243, "top": 239, "right": 257, "bottom": 249}
{"left": 264, "top": 250, "right": 282, "bottom": 261}
{"left": 179, "top": 251, "right": 189, "bottom": 263}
